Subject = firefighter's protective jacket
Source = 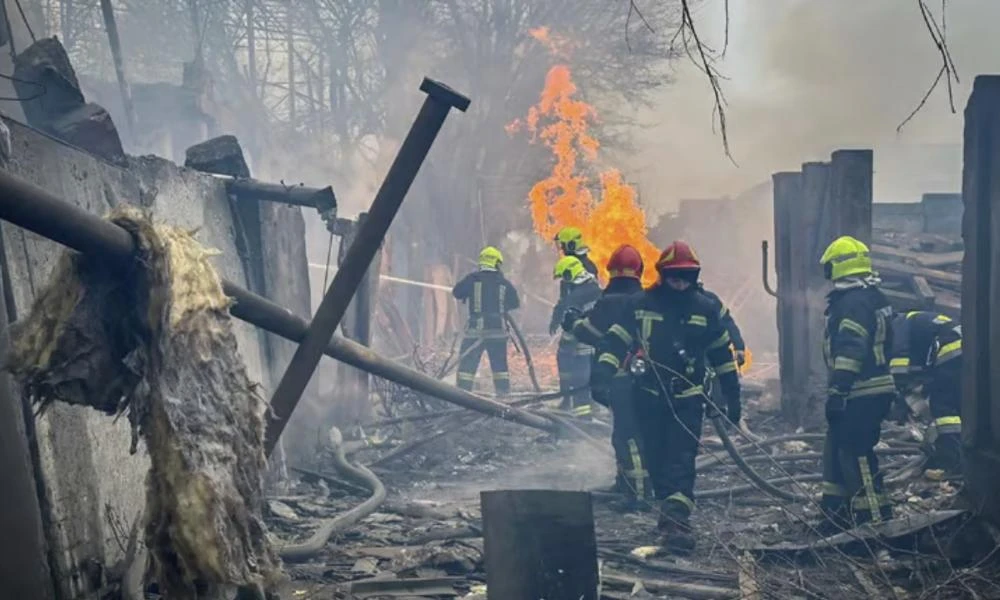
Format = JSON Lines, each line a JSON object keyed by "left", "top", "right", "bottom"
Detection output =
{"left": 452, "top": 270, "right": 520, "bottom": 338}
{"left": 697, "top": 285, "right": 745, "bottom": 352}
{"left": 568, "top": 277, "right": 644, "bottom": 347}
{"left": 592, "top": 284, "right": 740, "bottom": 401}
{"left": 889, "top": 311, "right": 962, "bottom": 378}
{"left": 824, "top": 281, "right": 896, "bottom": 399}
{"left": 551, "top": 278, "right": 602, "bottom": 348}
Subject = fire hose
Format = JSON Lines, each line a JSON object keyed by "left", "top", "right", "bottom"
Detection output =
{"left": 279, "top": 427, "right": 386, "bottom": 561}
{"left": 505, "top": 314, "right": 542, "bottom": 393}
{"left": 709, "top": 415, "right": 812, "bottom": 502}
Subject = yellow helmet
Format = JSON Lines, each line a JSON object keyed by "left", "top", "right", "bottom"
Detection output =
{"left": 553, "top": 255, "right": 586, "bottom": 281}
{"left": 478, "top": 246, "right": 503, "bottom": 270}
{"left": 819, "top": 235, "right": 873, "bottom": 281}
{"left": 554, "top": 226, "right": 587, "bottom": 254}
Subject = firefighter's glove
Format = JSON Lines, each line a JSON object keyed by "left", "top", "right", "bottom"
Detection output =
{"left": 561, "top": 307, "right": 582, "bottom": 333}
{"left": 825, "top": 390, "right": 849, "bottom": 423}
{"left": 548, "top": 315, "right": 560, "bottom": 336}
{"left": 591, "top": 382, "right": 612, "bottom": 408}
{"left": 734, "top": 349, "right": 746, "bottom": 367}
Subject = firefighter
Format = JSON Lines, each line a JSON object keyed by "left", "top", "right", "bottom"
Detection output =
{"left": 550, "top": 255, "right": 602, "bottom": 416}
{"left": 698, "top": 285, "right": 748, "bottom": 423}
{"left": 591, "top": 241, "right": 741, "bottom": 554}
{"left": 554, "top": 226, "right": 599, "bottom": 278}
{"left": 699, "top": 284, "right": 748, "bottom": 369}
{"left": 818, "top": 235, "right": 896, "bottom": 534}
{"left": 889, "top": 311, "right": 962, "bottom": 475}
{"left": 561, "top": 245, "right": 653, "bottom": 503}
{"left": 452, "top": 246, "right": 520, "bottom": 396}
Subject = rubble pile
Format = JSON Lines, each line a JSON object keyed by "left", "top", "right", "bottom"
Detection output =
{"left": 265, "top": 370, "right": 995, "bottom": 599}
{"left": 8, "top": 207, "right": 281, "bottom": 598}
{"left": 871, "top": 229, "right": 963, "bottom": 317}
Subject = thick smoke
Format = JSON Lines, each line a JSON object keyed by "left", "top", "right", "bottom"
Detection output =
{"left": 632, "top": 0, "right": 1000, "bottom": 213}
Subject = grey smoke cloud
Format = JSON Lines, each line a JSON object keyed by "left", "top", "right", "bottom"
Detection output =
{"left": 630, "top": 0, "right": 1000, "bottom": 212}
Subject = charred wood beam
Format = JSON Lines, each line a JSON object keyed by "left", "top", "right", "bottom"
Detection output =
{"left": 0, "top": 169, "right": 558, "bottom": 444}
{"left": 265, "top": 78, "right": 470, "bottom": 453}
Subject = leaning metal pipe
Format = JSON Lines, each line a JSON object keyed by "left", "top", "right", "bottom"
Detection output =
{"left": 266, "top": 78, "right": 471, "bottom": 453}
{"left": 0, "top": 169, "right": 558, "bottom": 437}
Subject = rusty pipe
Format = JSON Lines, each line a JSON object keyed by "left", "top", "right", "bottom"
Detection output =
{"left": 761, "top": 240, "right": 778, "bottom": 298}
{"left": 265, "top": 78, "right": 471, "bottom": 453}
{"left": 0, "top": 169, "right": 558, "bottom": 442}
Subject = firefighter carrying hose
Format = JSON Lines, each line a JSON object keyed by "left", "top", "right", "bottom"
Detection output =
{"left": 550, "top": 255, "right": 601, "bottom": 416}
{"left": 452, "top": 246, "right": 520, "bottom": 396}
{"left": 561, "top": 245, "right": 653, "bottom": 504}
{"left": 554, "top": 226, "right": 599, "bottom": 279}
{"left": 591, "top": 241, "right": 741, "bottom": 554}
{"left": 890, "top": 311, "right": 963, "bottom": 476}
{"left": 817, "top": 235, "right": 896, "bottom": 534}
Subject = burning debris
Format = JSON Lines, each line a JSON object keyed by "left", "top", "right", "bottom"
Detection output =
{"left": 8, "top": 207, "right": 281, "bottom": 598}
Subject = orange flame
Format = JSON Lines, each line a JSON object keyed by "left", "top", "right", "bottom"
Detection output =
{"left": 509, "top": 34, "right": 660, "bottom": 287}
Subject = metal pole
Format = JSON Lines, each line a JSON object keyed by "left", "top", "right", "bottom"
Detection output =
{"left": 99, "top": 0, "right": 138, "bottom": 143}
{"left": 226, "top": 178, "right": 336, "bottom": 212}
{"left": 264, "top": 78, "right": 470, "bottom": 453}
{"left": 0, "top": 169, "right": 555, "bottom": 439}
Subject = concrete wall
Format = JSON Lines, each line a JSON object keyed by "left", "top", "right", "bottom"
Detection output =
{"left": 0, "top": 117, "right": 310, "bottom": 597}
{"left": 873, "top": 202, "right": 924, "bottom": 234}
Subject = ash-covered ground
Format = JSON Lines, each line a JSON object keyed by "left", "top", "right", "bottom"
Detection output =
{"left": 265, "top": 357, "right": 998, "bottom": 600}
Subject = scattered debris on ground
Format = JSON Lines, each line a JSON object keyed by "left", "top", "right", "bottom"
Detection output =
{"left": 267, "top": 349, "right": 999, "bottom": 600}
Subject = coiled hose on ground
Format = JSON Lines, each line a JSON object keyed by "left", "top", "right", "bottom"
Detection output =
{"left": 709, "top": 415, "right": 812, "bottom": 502}
{"left": 279, "top": 427, "right": 386, "bottom": 561}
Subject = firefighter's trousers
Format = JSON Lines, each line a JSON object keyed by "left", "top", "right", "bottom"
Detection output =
{"left": 557, "top": 341, "right": 592, "bottom": 415}
{"left": 608, "top": 375, "right": 653, "bottom": 501}
{"left": 925, "top": 359, "right": 962, "bottom": 473}
{"left": 456, "top": 333, "right": 509, "bottom": 395}
{"left": 633, "top": 389, "right": 703, "bottom": 527}
{"left": 821, "top": 394, "right": 893, "bottom": 527}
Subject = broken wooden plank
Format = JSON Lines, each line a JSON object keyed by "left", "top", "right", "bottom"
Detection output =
{"left": 738, "top": 552, "right": 761, "bottom": 600}
{"left": 482, "top": 490, "right": 598, "bottom": 600}
{"left": 602, "top": 572, "right": 739, "bottom": 600}
{"left": 873, "top": 257, "right": 961, "bottom": 287}
{"left": 748, "top": 509, "right": 968, "bottom": 556}
{"left": 911, "top": 275, "right": 936, "bottom": 308}
{"left": 347, "top": 575, "right": 462, "bottom": 597}
{"left": 871, "top": 243, "right": 963, "bottom": 268}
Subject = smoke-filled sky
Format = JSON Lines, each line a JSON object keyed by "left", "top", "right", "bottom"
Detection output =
{"left": 629, "top": 0, "right": 1000, "bottom": 214}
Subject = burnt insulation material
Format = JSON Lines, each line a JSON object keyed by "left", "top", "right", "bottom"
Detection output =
{"left": 8, "top": 207, "right": 282, "bottom": 598}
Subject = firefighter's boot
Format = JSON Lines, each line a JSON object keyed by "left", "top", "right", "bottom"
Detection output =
{"left": 926, "top": 432, "right": 963, "bottom": 477}
{"left": 812, "top": 493, "right": 850, "bottom": 538}
{"left": 657, "top": 498, "right": 696, "bottom": 555}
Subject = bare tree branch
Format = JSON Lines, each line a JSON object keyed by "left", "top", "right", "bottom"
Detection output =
{"left": 898, "top": 0, "right": 960, "bottom": 132}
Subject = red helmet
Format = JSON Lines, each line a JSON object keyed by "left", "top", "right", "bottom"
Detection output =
{"left": 607, "top": 245, "right": 644, "bottom": 279}
{"left": 656, "top": 240, "right": 701, "bottom": 272}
